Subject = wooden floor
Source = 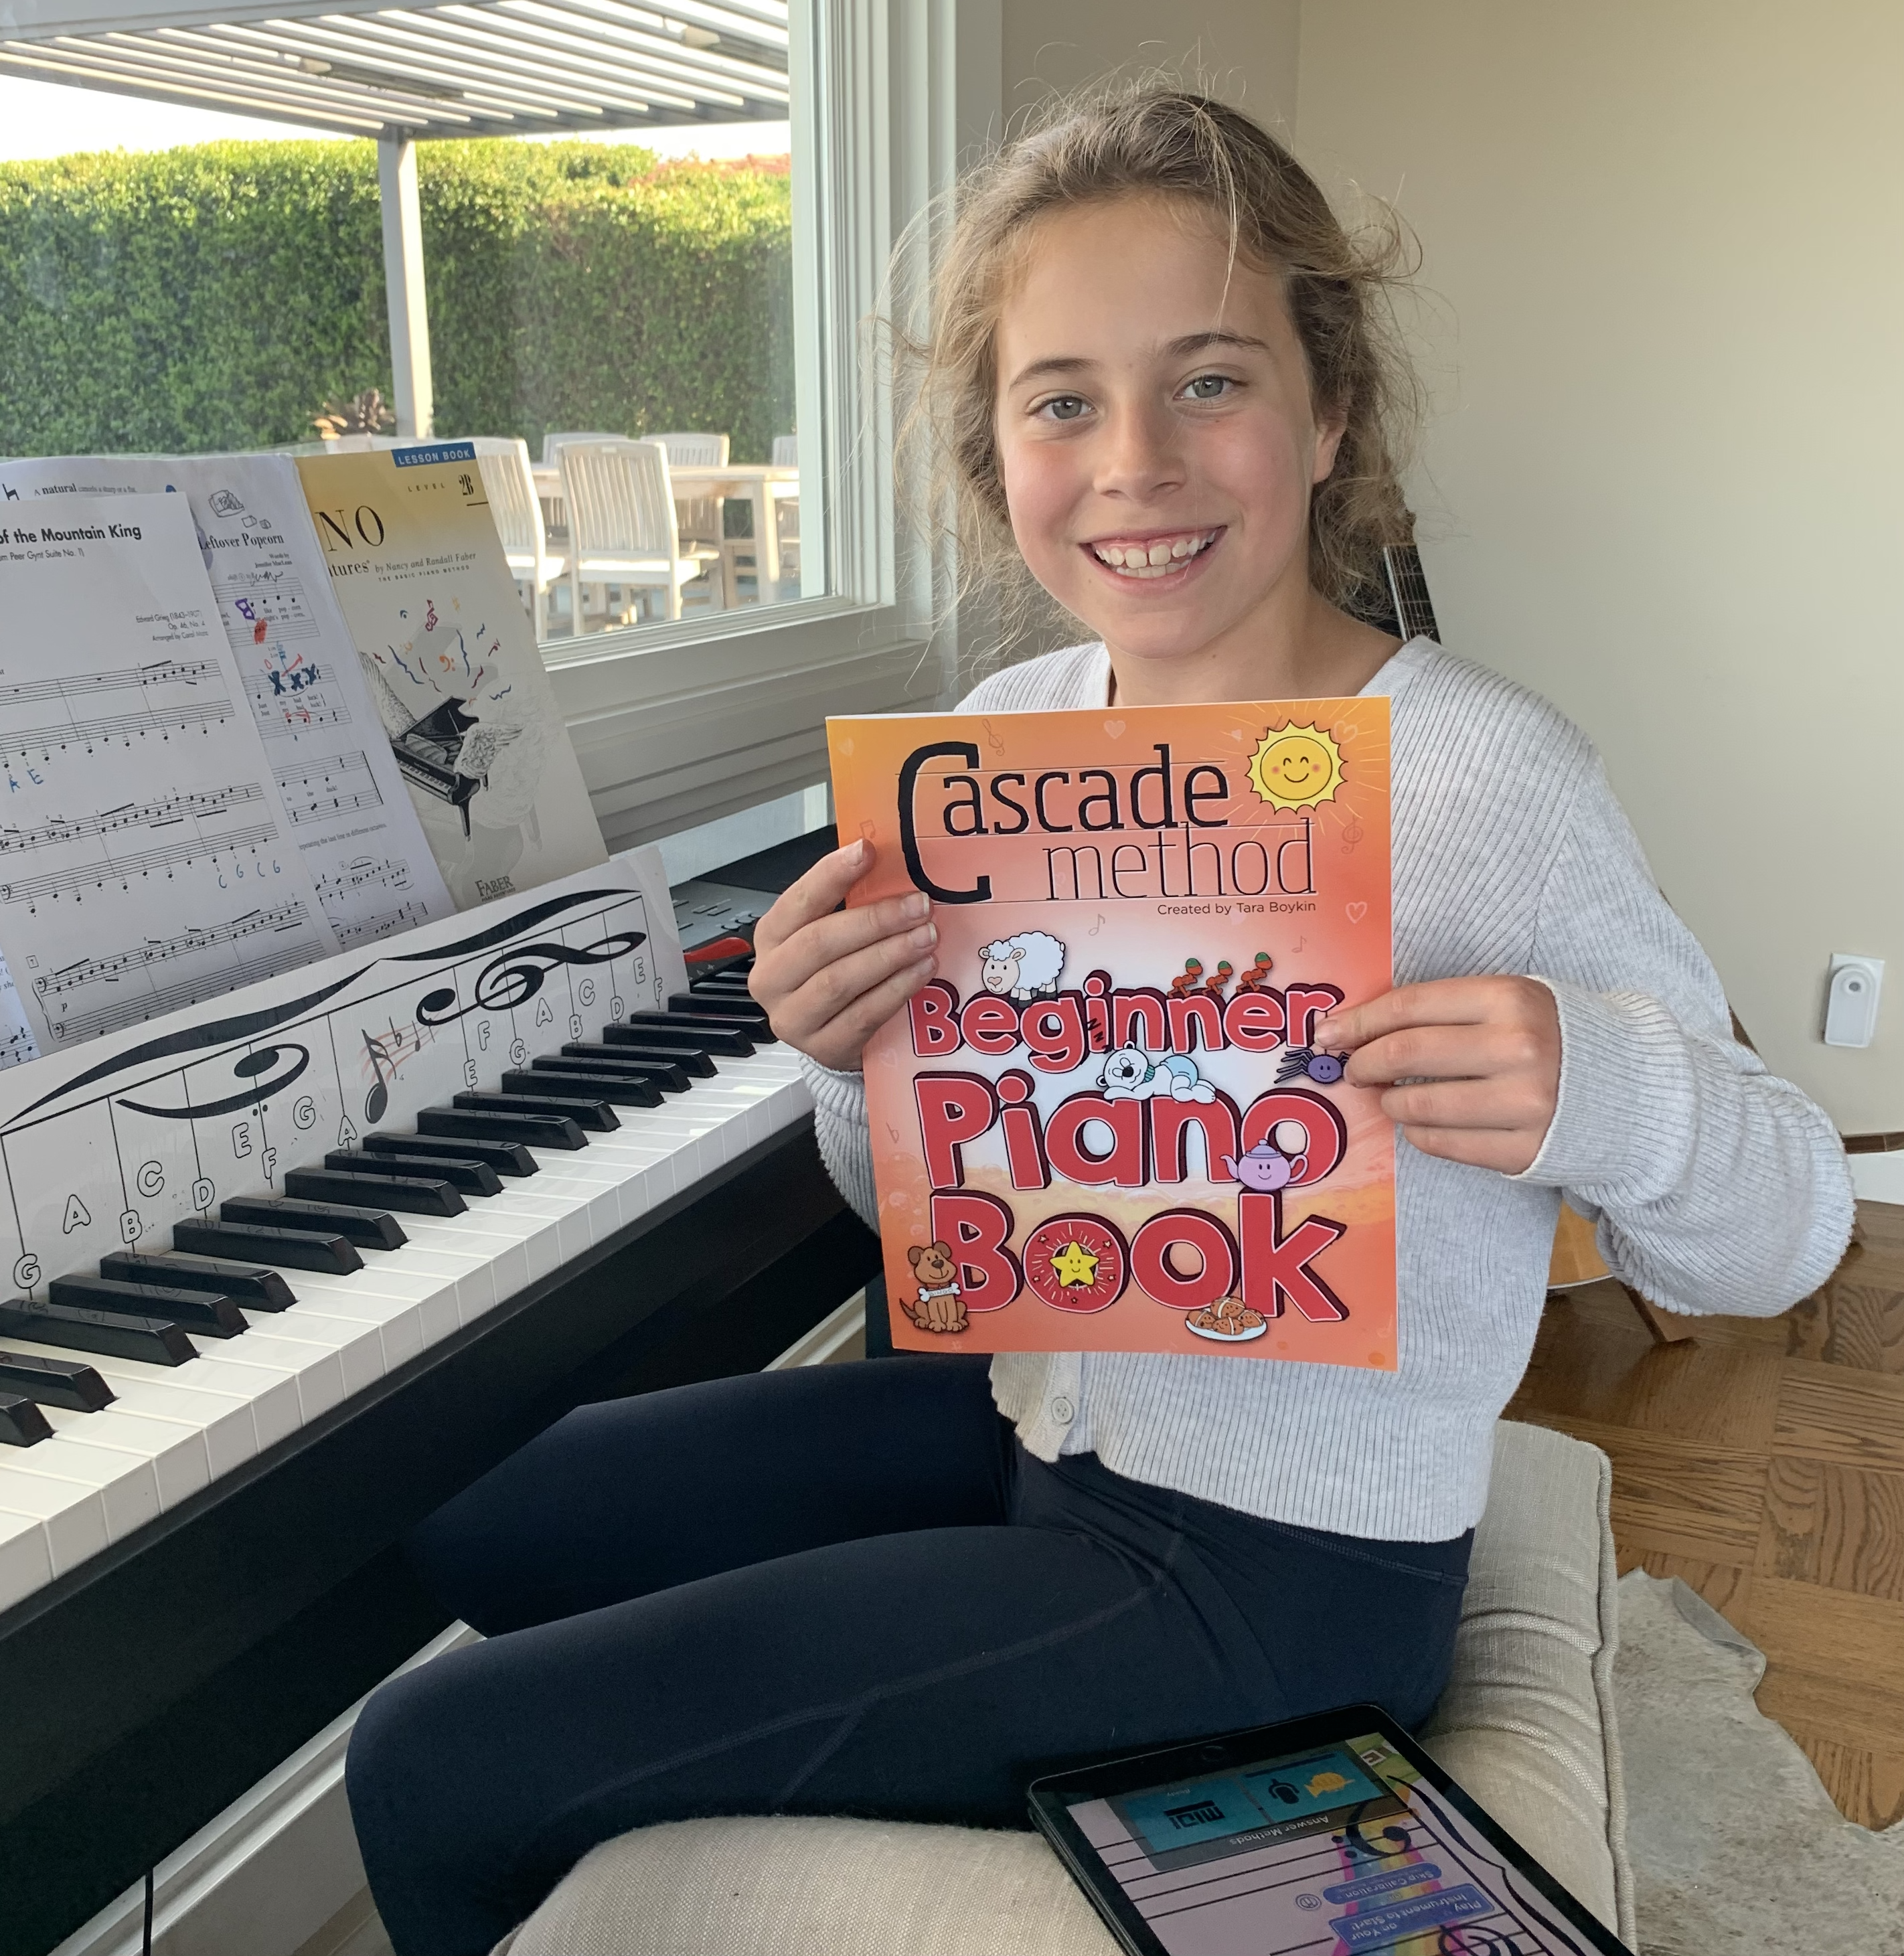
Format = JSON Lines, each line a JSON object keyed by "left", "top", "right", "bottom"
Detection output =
{"left": 1506, "top": 1200, "right": 1904, "bottom": 1831}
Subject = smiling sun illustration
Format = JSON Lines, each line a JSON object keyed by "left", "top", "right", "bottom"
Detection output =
{"left": 1248, "top": 724, "right": 1345, "bottom": 811}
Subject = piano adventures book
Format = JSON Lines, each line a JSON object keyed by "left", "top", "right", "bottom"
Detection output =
{"left": 827, "top": 699, "right": 1397, "bottom": 1367}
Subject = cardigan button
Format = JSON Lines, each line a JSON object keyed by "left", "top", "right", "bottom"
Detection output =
{"left": 1050, "top": 1396, "right": 1075, "bottom": 1426}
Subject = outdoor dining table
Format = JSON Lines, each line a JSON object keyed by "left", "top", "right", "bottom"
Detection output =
{"left": 532, "top": 459, "right": 800, "bottom": 591}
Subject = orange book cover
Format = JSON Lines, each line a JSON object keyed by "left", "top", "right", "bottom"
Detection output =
{"left": 827, "top": 698, "right": 1397, "bottom": 1368}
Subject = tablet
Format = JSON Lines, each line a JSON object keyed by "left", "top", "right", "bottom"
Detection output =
{"left": 1027, "top": 1704, "right": 1632, "bottom": 1956}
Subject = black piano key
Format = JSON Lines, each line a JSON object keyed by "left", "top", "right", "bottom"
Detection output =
{"left": 327, "top": 1149, "right": 503, "bottom": 1196}
{"left": 48, "top": 1276, "right": 247, "bottom": 1339}
{"left": 0, "top": 1393, "right": 52, "bottom": 1447}
{"left": 221, "top": 1197, "right": 406, "bottom": 1251}
{"left": 605, "top": 1020, "right": 751, "bottom": 1058}
{"left": 286, "top": 1167, "right": 466, "bottom": 1218}
{"left": 628, "top": 1011, "right": 764, "bottom": 1050}
{"left": 692, "top": 968, "right": 755, "bottom": 988}
{"left": 668, "top": 991, "right": 768, "bottom": 1023}
{"left": 100, "top": 1251, "right": 296, "bottom": 1311}
{"left": 454, "top": 1090, "right": 617, "bottom": 1133}
{"left": 0, "top": 1299, "right": 196, "bottom": 1366}
{"left": 362, "top": 1131, "right": 539, "bottom": 1177}
{"left": 0, "top": 1350, "right": 114, "bottom": 1412}
{"left": 568, "top": 1038, "right": 713, "bottom": 1079}
{"left": 171, "top": 1221, "right": 364, "bottom": 1275}
{"left": 501, "top": 1069, "right": 660, "bottom": 1110}
{"left": 417, "top": 1107, "right": 587, "bottom": 1151}
{"left": 537, "top": 1053, "right": 689, "bottom": 1094}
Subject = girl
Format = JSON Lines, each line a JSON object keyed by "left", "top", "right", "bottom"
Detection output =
{"left": 347, "top": 90, "right": 1852, "bottom": 1956}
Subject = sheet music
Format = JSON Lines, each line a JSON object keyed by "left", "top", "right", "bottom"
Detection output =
{"left": 0, "top": 453, "right": 455, "bottom": 948}
{"left": 0, "top": 855, "right": 679, "bottom": 1295}
{"left": 0, "top": 492, "right": 339, "bottom": 1052}
{"left": 297, "top": 443, "right": 608, "bottom": 909}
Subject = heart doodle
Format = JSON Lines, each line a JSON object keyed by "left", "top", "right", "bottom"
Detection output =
{"left": 1103, "top": 718, "right": 1126, "bottom": 738}
{"left": 1346, "top": 901, "right": 1368, "bottom": 923}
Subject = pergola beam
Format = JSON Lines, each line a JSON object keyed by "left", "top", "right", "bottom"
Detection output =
{"left": 378, "top": 134, "right": 434, "bottom": 439}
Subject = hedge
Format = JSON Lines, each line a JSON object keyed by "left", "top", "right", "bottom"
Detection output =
{"left": 0, "top": 140, "right": 793, "bottom": 462}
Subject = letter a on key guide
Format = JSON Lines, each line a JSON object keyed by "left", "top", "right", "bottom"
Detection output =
{"left": 826, "top": 700, "right": 1397, "bottom": 1366}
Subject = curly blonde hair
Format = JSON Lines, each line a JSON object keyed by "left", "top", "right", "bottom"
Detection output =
{"left": 892, "top": 84, "right": 1421, "bottom": 651}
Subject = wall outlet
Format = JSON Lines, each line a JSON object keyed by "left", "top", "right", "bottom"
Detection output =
{"left": 1824, "top": 955, "right": 1883, "bottom": 1048}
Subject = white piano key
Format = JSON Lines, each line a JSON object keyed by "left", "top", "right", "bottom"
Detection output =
{"left": 0, "top": 1432, "right": 161, "bottom": 1544}
{"left": 238, "top": 1315, "right": 388, "bottom": 1400}
{"left": 0, "top": 1467, "right": 109, "bottom": 1575}
{"left": 40, "top": 1402, "right": 212, "bottom": 1509}
{"left": 0, "top": 1506, "right": 53, "bottom": 1611}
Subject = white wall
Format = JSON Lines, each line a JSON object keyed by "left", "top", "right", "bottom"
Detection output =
{"left": 1000, "top": 0, "right": 1299, "bottom": 129}
{"left": 1292, "top": 1, "right": 1904, "bottom": 1133}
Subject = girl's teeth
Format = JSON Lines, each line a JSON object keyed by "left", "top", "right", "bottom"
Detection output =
{"left": 1094, "top": 533, "right": 1211, "bottom": 576}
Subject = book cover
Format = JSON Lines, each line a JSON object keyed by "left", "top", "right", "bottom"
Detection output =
{"left": 827, "top": 698, "right": 1397, "bottom": 1368}
{"left": 297, "top": 442, "right": 607, "bottom": 910}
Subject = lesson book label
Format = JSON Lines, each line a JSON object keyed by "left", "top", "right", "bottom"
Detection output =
{"left": 827, "top": 698, "right": 1396, "bottom": 1366}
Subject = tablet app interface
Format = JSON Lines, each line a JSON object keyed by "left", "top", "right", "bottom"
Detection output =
{"left": 1066, "top": 1730, "right": 1607, "bottom": 1954}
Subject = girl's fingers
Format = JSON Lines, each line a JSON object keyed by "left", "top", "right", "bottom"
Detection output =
{"left": 801, "top": 957, "right": 939, "bottom": 1071}
{"left": 1342, "top": 1022, "right": 1544, "bottom": 1088}
{"left": 752, "top": 839, "right": 870, "bottom": 957}
{"left": 1378, "top": 1076, "right": 1555, "bottom": 1134}
{"left": 755, "top": 893, "right": 932, "bottom": 1004}
{"left": 770, "top": 928, "right": 939, "bottom": 1046}
{"left": 1399, "top": 1125, "right": 1542, "bottom": 1175}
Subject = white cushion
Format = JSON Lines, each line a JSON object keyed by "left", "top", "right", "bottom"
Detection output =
{"left": 495, "top": 1419, "right": 1632, "bottom": 1956}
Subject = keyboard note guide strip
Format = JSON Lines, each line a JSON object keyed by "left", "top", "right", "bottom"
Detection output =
{"left": 0, "top": 853, "right": 810, "bottom": 1611}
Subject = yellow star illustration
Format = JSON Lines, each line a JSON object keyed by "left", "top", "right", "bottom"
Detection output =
{"left": 1049, "top": 1240, "right": 1099, "bottom": 1287}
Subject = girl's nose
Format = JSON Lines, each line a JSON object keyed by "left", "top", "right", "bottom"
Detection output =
{"left": 1093, "top": 398, "right": 1186, "bottom": 501}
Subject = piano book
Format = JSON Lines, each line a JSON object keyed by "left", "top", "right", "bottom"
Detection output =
{"left": 296, "top": 444, "right": 607, "bottom": 910}
{"left": 826, "top": 699, "right": 1397, "bottom": 1368}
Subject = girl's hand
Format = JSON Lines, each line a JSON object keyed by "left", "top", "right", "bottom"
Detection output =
{"left": 748, "top": 840, "right": 938, "bottom": 1071}
{"left": 1316, "top": 977, "right": 1561, "bottom": 1175}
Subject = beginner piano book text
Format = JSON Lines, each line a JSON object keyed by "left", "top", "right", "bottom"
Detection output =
{"left": 828, "top": 699, "right": 1397, "bottom": 1367}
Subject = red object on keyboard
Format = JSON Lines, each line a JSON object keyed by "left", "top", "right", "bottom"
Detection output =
{"left": 686, "top": 934, "right": 753, "bottom": 966}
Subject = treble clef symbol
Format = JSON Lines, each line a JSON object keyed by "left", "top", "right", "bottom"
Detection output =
{"left": 363, "top": 1030, "right": 394, "bottom": 1125}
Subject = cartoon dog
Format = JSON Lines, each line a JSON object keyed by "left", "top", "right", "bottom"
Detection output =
{"left": 978, "top": 931, "right": 1066, "bottom": 1001}
{"left": 904, "top": 1240, "right": 969, "bottom": 1333}
{"left": 1097, "top": 1039, "right": 1216, "bottom": 1103}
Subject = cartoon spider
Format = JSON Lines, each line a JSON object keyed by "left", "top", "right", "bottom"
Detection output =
{"left": 1277, "top": 1046, "right": 1346, "bottom": 1085}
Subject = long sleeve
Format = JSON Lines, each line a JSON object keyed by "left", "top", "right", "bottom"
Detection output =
{"left": 799, "top": 1053, "right": 880, "bottom": 1233}
{"left": 1516, "top": 755, "right": 1854, "bottom": 1315}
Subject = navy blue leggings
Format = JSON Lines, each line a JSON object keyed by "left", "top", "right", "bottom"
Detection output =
{"left": 347, "top": 1357, "right": 1472, "bottom": 1956}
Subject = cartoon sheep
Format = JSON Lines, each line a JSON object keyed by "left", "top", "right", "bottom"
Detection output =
{"left": 979, "top": 931, "right": 1066, "bottom": 1001}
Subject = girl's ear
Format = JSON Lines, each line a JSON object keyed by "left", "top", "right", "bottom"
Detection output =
{"left": 1311, "top": 408, "right": 1348, "bottom": 486}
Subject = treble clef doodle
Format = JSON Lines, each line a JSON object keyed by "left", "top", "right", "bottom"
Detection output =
{"left": 413, "top": 932, "right": 645, "bottom": 1028}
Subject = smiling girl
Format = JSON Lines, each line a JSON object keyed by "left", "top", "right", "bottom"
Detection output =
{"left": 347, "top": 91, "right": 1852, "bottom": 1956}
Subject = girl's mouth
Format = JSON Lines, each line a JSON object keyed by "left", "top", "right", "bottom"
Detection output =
{"left": 1083, "top": 527, "right": 1223, "bottom": 582}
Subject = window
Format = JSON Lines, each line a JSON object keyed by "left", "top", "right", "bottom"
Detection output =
{"left": 0, "top": 0, "right": 996, "bottom": 845}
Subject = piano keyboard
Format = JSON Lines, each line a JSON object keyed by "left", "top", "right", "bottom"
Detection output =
{"left": 0, "top": 971, "right": 807, "bottom": 1613}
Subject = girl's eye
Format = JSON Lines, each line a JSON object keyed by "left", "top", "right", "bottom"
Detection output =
{"left": 1038, "top": 396, "right": 1089, "bottom": 422}
{"left": 1183, "top": 374, "right": 1232, "bottom": 400}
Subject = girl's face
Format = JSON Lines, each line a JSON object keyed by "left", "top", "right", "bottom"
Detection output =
{"left": 993, "top": 195, "right": 1344, "bottom": 671}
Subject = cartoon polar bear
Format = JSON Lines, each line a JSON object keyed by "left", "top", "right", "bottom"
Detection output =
{"left": 1096, "top": 1039, "right": 1216, "bottom": 1103}
{"left": 979, "top": 931, "right": 1066, "bottom": 1001}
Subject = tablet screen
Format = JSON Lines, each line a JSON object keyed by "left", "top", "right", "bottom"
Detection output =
{"left": 1061, "top": 1726, "right": 1606, "bottom": 1954}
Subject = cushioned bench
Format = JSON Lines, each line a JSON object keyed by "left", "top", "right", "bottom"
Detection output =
{"left": 495, "top": 1420, "right": 1634, "bottom": 1955}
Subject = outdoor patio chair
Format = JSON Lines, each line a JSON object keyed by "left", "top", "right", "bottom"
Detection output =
{"left": 469, "top": 436, "right": 566, "bottom": 635}
{"left": 771, "top": 434, "right": 798, "bottom": 467}
{"left": 559, "top": 438, "right": 725, "bottom": 628}
{"left": 541, "top": 432, "right": 623, "bottom": 465}
{"left": 651, "top": 432, "right": 730, "bottom": 468}
{"left": 769, "top": 435, "right": 800, "bottom": 590}
{"left": 649, "top": 434, "right": 730, "bottom": 559}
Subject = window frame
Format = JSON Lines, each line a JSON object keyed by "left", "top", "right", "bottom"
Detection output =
{"left": 543, "top": 0, "right": 1002, "bottom": 849}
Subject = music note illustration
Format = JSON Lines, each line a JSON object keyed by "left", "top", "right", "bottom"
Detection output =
{"left": 362, "top": 1029, "right": 394, "bottom": 1125}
